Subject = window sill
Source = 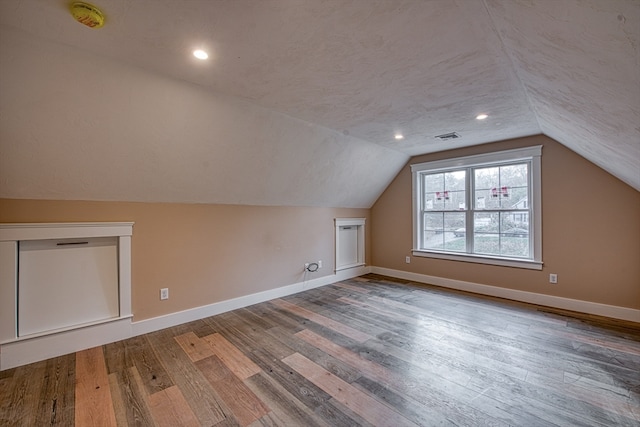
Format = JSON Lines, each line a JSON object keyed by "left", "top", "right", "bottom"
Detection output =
{"left": 412, "top": 250, "right": 543, "bottom": 270}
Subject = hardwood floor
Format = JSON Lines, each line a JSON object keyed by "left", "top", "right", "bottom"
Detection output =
{"left": 1, "top": 274, "right": 639, "bottom": 426}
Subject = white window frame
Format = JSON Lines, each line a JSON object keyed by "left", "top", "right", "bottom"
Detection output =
{"left": 411, "top": 146, "right": 543, "bottom": 270}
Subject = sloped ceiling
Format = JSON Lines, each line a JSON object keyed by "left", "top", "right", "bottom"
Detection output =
{"left": 0, "top": 0, "right": 638, "bottom": 209}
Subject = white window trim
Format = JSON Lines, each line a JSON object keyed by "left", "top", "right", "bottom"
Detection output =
{"left": 411, "top": 146, "right": 543, "bottom": 270}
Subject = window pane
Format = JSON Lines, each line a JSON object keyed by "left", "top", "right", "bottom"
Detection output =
{"left": 474, "top": 233, "right": 499, "bottom": 256}
{"left": 445, "top": 170, "right": 466, "bottom": 191}
{"left": 443, "top": 212, "right": 465, "bottom": 252}
{"left": 475, "top": 164, "right": 528, "bottom": 210}
{"left": 423, "top": 212, "right": 465, "bottom": 252}
{"left": 474, "top": 212, "right": 529, "bottom": 258}
{"left": 501, "top": 164, "right": 528, "bottom": 207}
{"left": 500, "top": 213, "right": 529, "bottom": 258}
{"left": 423, "top": 212, "right": 444, "bottom": 249}
{"left": 424, "top": 170, "right": 466, "bottom": 211}
{"left": 501, "top": 211, "right": 529, "bottom": 234}
{"left": 474, "top": 212, "right": 498, "bottom": 233}
{"left": 474, "top": 212, "right": 500, "bottom": 255}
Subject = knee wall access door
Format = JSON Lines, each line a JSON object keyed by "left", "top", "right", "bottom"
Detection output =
{"left": 18, "top": 237, "right": 119, "bottom": 337}
{"left": 335, "top": 218, "right": 365, "bottom": 271}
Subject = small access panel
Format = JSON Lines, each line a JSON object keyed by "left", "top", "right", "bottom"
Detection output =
{"left": 335, "top": 218, "right": 365, "bottom": 271}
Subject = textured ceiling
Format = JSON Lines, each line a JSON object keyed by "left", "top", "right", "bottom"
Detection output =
{"left": 0, "top": 0, "right": 638, "bottom": 204}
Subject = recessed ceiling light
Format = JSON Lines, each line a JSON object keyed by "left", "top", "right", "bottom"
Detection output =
{"left": 476, "top": 114, "right": 488, "bottom": 120}
{"left": 394, "top": 134, "right": 404, "bottom": 140}
{"left": 193, "top": 49, "right": 209, "bottom": 60}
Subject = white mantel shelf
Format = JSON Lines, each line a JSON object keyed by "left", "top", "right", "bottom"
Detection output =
{"left": 0, "top": 222, "right": 134, "bottom": 370}
{"left": 0, "top": 222, "right": 134, "bottom": 240}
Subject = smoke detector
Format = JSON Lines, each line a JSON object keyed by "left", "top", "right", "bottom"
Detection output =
{"left": 70, "top": 2, "right": 105, "bottom": 29}
{"left": 434, "top": 132, "right": 461, "bottom": 141}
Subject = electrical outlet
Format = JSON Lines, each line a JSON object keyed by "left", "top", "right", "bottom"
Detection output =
{"left": 318, "top": 260, "right": 322, "bottom": 268}
{"left": 160, "top": 288, "right": 169, "bottom": 300}
{"left": 405, "top": 256, "right": 411, "bottom": 263}
{"left": 549, "top": 274, "right": 558, "bottom": 284}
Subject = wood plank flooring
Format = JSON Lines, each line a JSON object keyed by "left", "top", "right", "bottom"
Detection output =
{"left": 1, "top": 274, "right": 639, "bottom": 426}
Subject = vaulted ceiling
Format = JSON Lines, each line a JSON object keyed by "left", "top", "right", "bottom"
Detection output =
{"left": 0, "top": 0, "right": 638, "bottom": 208}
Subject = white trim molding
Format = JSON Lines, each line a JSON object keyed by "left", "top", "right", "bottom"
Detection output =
{"left": 132, "top": 265, "right": 371, "bottom": 336}
{"left": 0, "top": 222, "right": 134, "bottom": 241}
{"left": 371, "top": 266, "right": 640, "bottom": 323}
{"left": 412, "top": 249, "right": 543, "bottom": 270}
{"left": 0, "top": 317, "right": 132, "bottom": 370}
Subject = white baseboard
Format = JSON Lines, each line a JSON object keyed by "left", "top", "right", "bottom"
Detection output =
{"left": 3, "top": 264, "right": 635, "bottom": 371}
{"left": 131, "top": 266, "right": 371, "bottom": 337}
{"left": 371, "top": 267, "right": 640, "bottom": 323}
{"left": 0, "top": 317, "right": 132, "bottom": 370}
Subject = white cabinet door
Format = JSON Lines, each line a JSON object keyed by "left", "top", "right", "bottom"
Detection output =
{"left": 18, "top": 237, "right": 119, "bottom": 337}
{"left": 337, "top": 226, "right": 359, "bottom": 268}
{"left": 335, "top": 218, "right": 365, "bottom": 271}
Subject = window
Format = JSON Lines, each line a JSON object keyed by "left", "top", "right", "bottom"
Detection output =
{"left": 412, "top": 146, "right": 542, "bottom": 269}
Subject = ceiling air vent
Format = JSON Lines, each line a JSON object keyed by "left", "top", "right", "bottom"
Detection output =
{"left": 434, "top": 132, "right": 460, "bottom": 141}
{"left": 435, "top": 132, "right": 460, "bottom": 141}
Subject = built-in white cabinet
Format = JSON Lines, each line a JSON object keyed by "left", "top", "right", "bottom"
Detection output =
{"left": 0, "top": 222, "right": 133, "bottom": 370}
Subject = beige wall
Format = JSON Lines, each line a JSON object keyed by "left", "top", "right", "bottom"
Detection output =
{"left": 371, "top": 135, "right": 640, "bottom": 310}
{"left": 0, "top": 200, "right": 370, "bottom": 321}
